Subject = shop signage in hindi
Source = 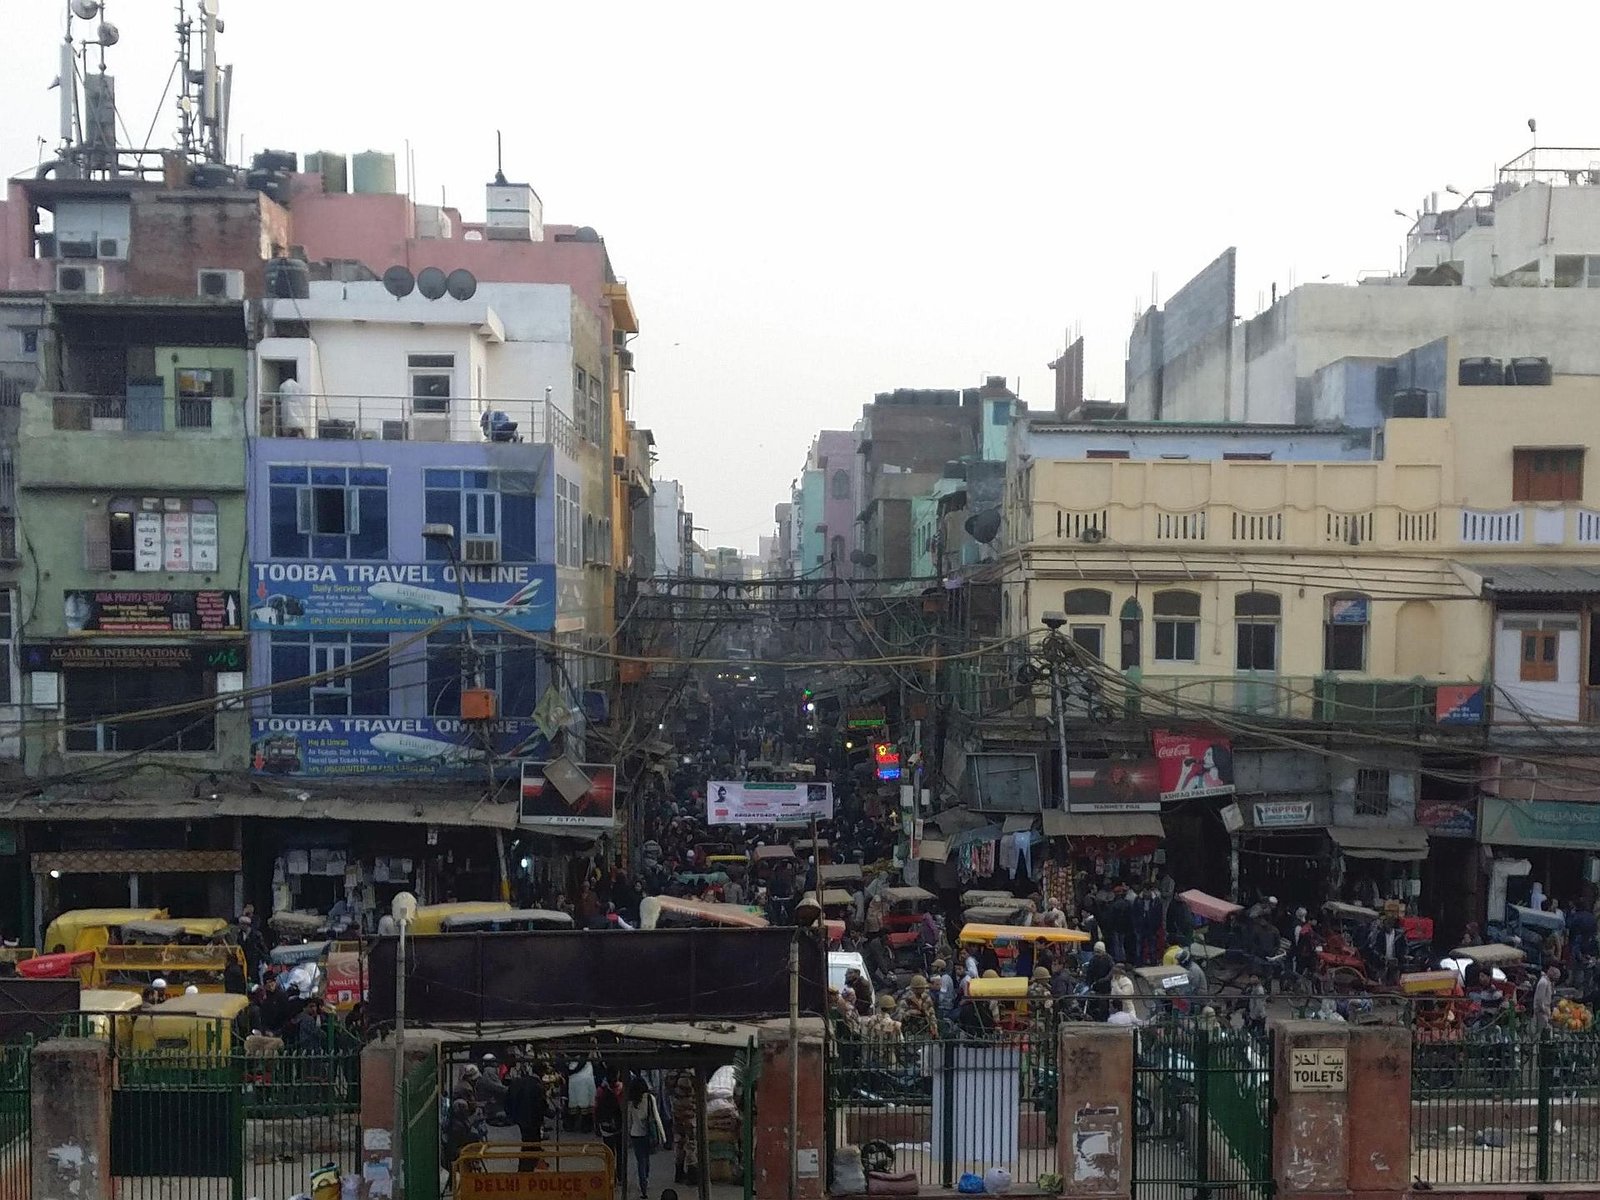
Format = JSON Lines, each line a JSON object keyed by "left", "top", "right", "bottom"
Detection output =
{"left": 1153, "top": 731, "right": 1236, "bottom": 801}
{"left": 250, "top": 717, "right": 546, "bottom": 779}
{"left": 1254, "top": 799, "right": 1314, "bottom": 829}
{"left": 248, "top": 561, "right": 556, "bottom": 632}
{"left": 519, "top": 762, "right": 617, "bottom": 828}
{"left": 63, "top": 589, "right": 242, "bottom": 635}
{"left": 1066, "top": 758, "right": 1161, "bottom": 813}
{"left": 706, "top": 780, "right": 834, "bottom": 826}
{"left": 1416, "top": 795, "right": 1476, "bottom": 838}
{"left": 22, "top": 641, "right": 245, "bottom": 672}
{"left": 1289, "top": 1047, "right": 1347, "bottom": 1092}
{"left": 1435, "top": 684, "right": 1485, "bottom": 726}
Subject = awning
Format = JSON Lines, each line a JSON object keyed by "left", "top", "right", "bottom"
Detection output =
{"left": 1480, "top": 796, "right": 1600, "bottom": 850}
{"left": 1328, "top": 825, "right": 1429, "bottom": 861}
{"left": 917, "top": 838, "right": 950, "bottom": 863}
{"left": 926, "top": 808, "right": 991, "bottom": 837}
{"left": 30, "top": 849, "right": 240, "bottom": 876}
{"left": 1001, "top": 814, "right": 1038, "bottom": 834}
{"left": 1043, "top": 810, "right": 1165, "bottom": 839}
{"left": 0, "top": 793, "right": 520, "bottom": 831}
{"left": 1457, "top": 562, "right": 1600, "bottom": 595}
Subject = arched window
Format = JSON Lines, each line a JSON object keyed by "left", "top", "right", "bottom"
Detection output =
{"left": 1234, "top": 591, "right": 1279, "bottom": 672}
{"left": 831, "top": 470, "right": 851, "bottom": 500}
{"left": 582, "top": 513, "right": 595, "bottom": 564}
{"left": 1154, "top": 590, "right": 1201, "bottom": 663}
{"left": 1323, "top": 593, "right": 1370, "bottom": 672}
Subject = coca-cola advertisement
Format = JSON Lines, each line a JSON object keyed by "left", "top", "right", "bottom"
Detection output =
{"left": 1153, "top": 730, "right": 1236, "bottom": 801}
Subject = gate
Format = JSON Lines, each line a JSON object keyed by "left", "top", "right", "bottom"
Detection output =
{"left": 1131, "top": 1019, "right": 1274, "bottom": 1200}
{"left": 827, "top": 1031, "right": 1058, "bottom": 1188}
{"left": 0, "top": 1043, "right": 29, "bottom": 1200}
{"left": 401, "top": 1057, "right": 441, "bottom": 1200}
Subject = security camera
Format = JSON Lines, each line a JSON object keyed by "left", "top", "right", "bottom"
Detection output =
{"left": 1041, "top": 611, "right": 1066, "bottom": 631}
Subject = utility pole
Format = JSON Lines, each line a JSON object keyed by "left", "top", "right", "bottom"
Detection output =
{"left": 390, "top": 892, "right": 417, "bottom": 1200}
{"left": 1041, "top": 613, "right": 1071, "bottom": 809}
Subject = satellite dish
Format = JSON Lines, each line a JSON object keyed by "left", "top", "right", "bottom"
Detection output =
{"left": 964, "top": 508, "right": 1003, "bottom": 544}
{"left": 96, "top": 22, "right": 119, "bottom": 45}
{"left": 390, "top": 891, "right": 418, "bottom": 926}
{"left": 70, "top": 0, "right": 101, "bottom": 18}
{"left": 416, "top": 267, "right": 447, "bottom": 300}
{"left": 381, "top": 265, "right": 415, "bottom": 298}
{"left": 445, "top": 268, "right": 477, "bottom": 301}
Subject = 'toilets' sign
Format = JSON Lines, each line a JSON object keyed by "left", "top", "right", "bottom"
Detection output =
{"left": 1288, "top": 1046, "right": 1347, "bottom": 1092}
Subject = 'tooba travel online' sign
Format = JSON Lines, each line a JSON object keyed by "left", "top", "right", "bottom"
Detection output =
{"left": 248, "top": 562, "right": 555, "bottom": 632}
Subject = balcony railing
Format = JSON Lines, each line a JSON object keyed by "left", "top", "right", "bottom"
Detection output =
{"left": 50, "top": 393, "right": 228, "bottom": 433}
{"left": 1120, "top": 674, "right": 1484, "bottom": 728}
{"left": 257, "top": 392, "right": 581, "bottom": 456}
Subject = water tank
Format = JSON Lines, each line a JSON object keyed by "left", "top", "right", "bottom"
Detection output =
{"left": 189, "top": 162, "right": 238, "bottom": 189}
{"left": 352, "top": 151, "right": 396, "bottom": 195}
{"left": 252, "top": 149, "right": 298, "bottom": 174}
{"left": 1507, "top": 357, "right": 1552, "bottom": 386}
{"left": 1458, "top": 357, "right": 1504, "bottom": 387}
{"left": 265, "top": 257, "right": 311, "bottom": 300}
{"left": 305, "top": 151, "right": 347, "bottom": 194}
{"left": 245, "top": 169, "right": 291, "bottom": 207}
{"left": 1388, "top": 388, "right": 1430, "bottom": 418}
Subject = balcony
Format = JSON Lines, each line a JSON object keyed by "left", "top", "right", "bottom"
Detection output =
{"left": 47, "top": 393, "right": 240, "bottom": 436}
{"left": 256, "top": 392, "right": 581, "bottom": 457}
{"left": 21, "top": 392, "right": 246, "bottom": 491}
{"left": 1123, "top": 675, "right": 1485, "bottom": 729}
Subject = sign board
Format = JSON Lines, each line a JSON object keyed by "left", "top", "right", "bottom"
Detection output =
{"left": 63, "top": 589, "right": 242, "bottom": 635}
{"left": 1153, "top": 731, "right": 1236, "bottom": 800}
{"left": 845, "top": 706, "right": 887, "bottom": 731}
{"left": 1253, "top": 800, "right": 1315, "bottom": 829}
{"left": 1434, "top": 684, "right": 1485, "bottom": 726}
{"left": 1289, "top": 1046, "right": 1347, "bottom": 1092}
{"left": 1416, "top": 795, "right": 1476, "bottom": 839}
{"left": 874, "top": 742, "right": 901, "bottom": 781}
{"left": 1328, "top": 597, "right": 1369, "bottom": 625}
{"left": 519, "top": 762, "right": 617, "bottom": 828}
{"left": 1067, "top": 758, "right": 1161, "bottom": 813}
{"left": 248, "top": 562, "right": 555, "bottom": 632}
{"left": 706, "top": 780, "right": 834, "bottom": 826}
{"left": 23, "top": 642, "right": 245, "bottom": 672}
{"left": 250, "top": 717, "right": 546, "bottom": 778}
{"left": 457, "top": 1169, "right": 609, "bottom": 1200}
{"left": 1219, "top": 802, "right": 1244, "bottom": 834}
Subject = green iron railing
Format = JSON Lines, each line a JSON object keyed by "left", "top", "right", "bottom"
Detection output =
{"left": 0, "top": 1043, "right": 30, "bottom": 1200}
{"left": 401, "top": 1056, "right": 441, "bottom": 1200}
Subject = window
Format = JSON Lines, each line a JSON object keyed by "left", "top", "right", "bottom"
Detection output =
{"left": 573, "top": 367, "right": 589, "bottom": 439}
{"left": 426, "top": 632, "right": 540, "bottom": 719}
{"left": 1063, "top": 589, "right": 1112, "bottom": 616}
{"left": 268, "top": 465, "right": 388, "bottom": 560}
{"left": 65, "top": 665, "right": 215, "bottom": 752}
{"left": 1323, "top": 594, "right": 1369, "bottom": 672}
{"left": 423, "top": 470, "right": 539, "bottom": 563}
{"left": 555, "top": 476, "right": 581, "bottom": 569}
{"left": 582, "top": 513, "right": 596, "bottom": 564}
{"left": 269, "top": 632, "right": 390, "bottom": 716}
{"left": 1512, "top": 448, "right": 1583, "bottom": 502}
{"left": 1086, "top": 449, "right": 1130, "bottom": 460}
{"left": 1223, "top": 452, "right": 1272, "bottom": 461}
{"left": 831, "top": 470, "right": 851, "bottom": 500}
{"left": 408, "top": 353, "right": 454, "bottom": 415}
{"left": 588, "top": 374, "right": 603, "bottom": 445}
{"left": 92, "top": 497, "right": 219, "bottom": 573}
{"left": 1070, "top": 625, "right": 1104, "bottom": 659}
{"left": 1354, "top": 768, "right": 1390, "bottom": 817}
{"left": 1234, "top": 591, "right": 1280, "bottom": 672}
{"left": 1153, "top": 590, "right": 1201, "bottom": 663}
{"left": 175, "top": 367, "right": 232, "bottom": 429}
{"left": 1521, "top": 629, "right": 1560, "bottom": 682}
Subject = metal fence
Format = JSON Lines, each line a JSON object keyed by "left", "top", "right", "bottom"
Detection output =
{"left": 1132, "top": 1018, "right": 1273, "bottom": 1200}
{"left": 110, "top": 1040, "right": 361, "bottom": 1200}
{"left": 1412, "top": 1028, "right": 1600, "bottom": 1185}
{"left": 401, "top": 1057, "right": 441, "bottom": 1200}
{"left": 0, "top": 1044, "right": 29, "bottom": 1200}
{"left": 826, "top": 1031, "right": 1058, "bottom": 1189}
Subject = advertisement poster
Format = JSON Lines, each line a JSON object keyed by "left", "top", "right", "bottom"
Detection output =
{"left": 63, "top": 589, "right": 242, "bottom": 635}
{"left": 1435, "top": 685, "right": 1485, "bottom": 726}
{"left": 1416, "top": 795, "right": 1476, "bottom": 838}
{"left": 706, "top": 780, "right": 835, "bottom": 826}
{"left": 1153, "top": 730, "right": 1236, "bottom": 800}
{"left": 248, "top": 562, "right": 555, "bottom": 632}
{"left": 1066, "top": 758, "right": 1161, "bottom": 813}
{"left": 519, "top": 762, "right": 617, "bottom": 828}
{"left": 24, "top": 642, "right": 245, "bottom": 672}
{"left": 250, "top": 717, "right": 546, "bottom": 778}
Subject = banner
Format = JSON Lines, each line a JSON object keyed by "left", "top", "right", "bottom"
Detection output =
{"left": 24, "top": 642, "right": 245, "bottom": 672}
{"left": 706, "top": 780, "right": 834, "bottom": 826}
{"left": 1066, "top": 758, "right": 1161, "bottom": 813}
{"left": 248, "top": 562, "right": 555, "bottom": 632}
{"left": 1153, "top": 730, "right": 1236, "bottom": 800}
{"left": 250, "top": 717, "right": 546, "bottom": 778}
{"left": 64, "top": 589, "right": 242, "bottom": 635}
{"left": 1416, "top": 795, "right": 1476, "bottom": 839}
{"left": 519, "top": 762, "right": 617, "bottom": 828}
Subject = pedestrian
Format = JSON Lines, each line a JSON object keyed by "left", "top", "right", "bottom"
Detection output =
{"left": 930, "top": 958, "right": 955, "bottom": 1016}
{"left": 624, "top": 1077, "right": 666, "bottom": 1200}
{"left": 1110, "top": 963, "right": 1136, "bottom": 1019}
{"left": 1533, "top": 965, "right": 1560, "bottom": 1037}
{"left": 443, "top": 1099, "right": 479, "bottom": 1181}
{"left": 505, "top": 1059, "right": 550, "bottom": 1147}
{"left": 1085, "top": 941, "right": 1113, "bottom": 1020}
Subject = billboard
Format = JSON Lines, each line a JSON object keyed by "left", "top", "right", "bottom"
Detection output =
{"left": 250, "top": 717, "right": 547, "bottom": 778}
{"left": 248, "top": 562, "right": 555, "bottom": 632}
{"left": 1066, "top": 758, "right": 1161, "bottom": 814}
{"left": 64, "top": 589, "right": 242, "bottom": 635}
{"left": 519, "top": 762, "right": 617, "bottom": 828}
{"left": 1153, "top": 730, "right": 1236, "bottom": 800}
{"left": 706, "top": 780, "right": 834, "bottom": 826}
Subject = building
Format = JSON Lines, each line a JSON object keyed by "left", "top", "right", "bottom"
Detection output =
{"left": 651, "top": 480, "right": 689, "bottom": 578}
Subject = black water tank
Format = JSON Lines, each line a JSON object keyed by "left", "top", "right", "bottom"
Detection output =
{"left": 1389, "top": 388, "right": 1429, "bottom": 418}
{"left": 189, "top": 162, "right": 237, "bottom": 189}
{"left": 252, "top": 149, "right": 298, "bottom": 173}
{"left": 265, "top": 257, "right": 311, "bottom": 300}
{"left": 1507, "top": 357, "right": 1551, "bottom": 386}
{"left": 1458, "top": 357, "right": 1504, "bottom": 386}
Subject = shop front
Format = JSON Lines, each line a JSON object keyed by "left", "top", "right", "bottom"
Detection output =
{"left": 30, "top": 842, "right": 241, "bottom": 949}
{"left": 1478, "top": 794, "right": 1600, "bottom": 918}
{"left": 1050, "top": 756, "right": 1166, "bottom": 912}
{"left": 1328, "top": 825, "right": 1428, "bottom": 908}
{"left": 1234, "top": 797, "right": 1331, "bottom": 913}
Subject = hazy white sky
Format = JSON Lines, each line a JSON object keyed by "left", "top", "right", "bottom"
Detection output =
{"left": 0, "top": 1, "right": 1577, "bottom": 550}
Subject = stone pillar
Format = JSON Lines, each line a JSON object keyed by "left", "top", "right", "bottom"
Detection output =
{"left": 1056, "top": 1024, "right": 1134, "bottom": 1200}
{"left": 30, "top": 1039, "right": 112, "bottom": 1200}
{"left": 360, "top": 1031, "right": 448, "bottom": 1200}
{"left": 1345, "top": 1024, "right": 1411, "bottom": 1196}
{"left": 752, "top": 1022, "right": 824, "bottom": 1200}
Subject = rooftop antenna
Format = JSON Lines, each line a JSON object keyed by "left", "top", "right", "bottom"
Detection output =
{"left": 495, "top": 130, "right": 506, "bottom": 185}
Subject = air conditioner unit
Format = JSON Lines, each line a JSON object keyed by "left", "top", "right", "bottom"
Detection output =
{"left": 612, "top": 455, "right": 626, "bottom": 476}
{"left": 55, "top": 264, "right": 105, "bottom": 294}
{"left": 197, "top": 268, "right": 244, "bottom": 300}
{"left": 380, "top": 420, "right": 410, "bottom": 441}
{"left": 98, "top": 238, "right": 124, "bottom": 260}
{"left": 462, "top": 536, "right": 500, "bottom": 564}
{"left": 57, "top": 240, "right": 97, "bottom": 260}
{"left": 411, "top": 416, "right": 452, "bottom": 442}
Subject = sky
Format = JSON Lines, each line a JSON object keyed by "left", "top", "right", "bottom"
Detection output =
{"left": 0, "top": 1, "right": 1580, "bottom": 551}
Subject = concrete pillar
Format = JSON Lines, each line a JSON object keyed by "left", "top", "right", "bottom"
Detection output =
{"left": 30, "top": 1039, "right": 111, "bottom": 1200}
{"left": 360, "top": 1031, "right": 447, "bottom": 1200}
{"left": 752, "top": 1023, "right": 824, "bottom": 1200}
{"left": 1055, "top": 1023, "right": 1134, "bottom": 1200}
{"left": 1272, "top": 1021, "right": 1352, "bottom": 1196}
{"left": 1346, "top": 1024, "right": 1411, "bottom": 1194}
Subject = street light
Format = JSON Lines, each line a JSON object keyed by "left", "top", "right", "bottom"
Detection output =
{"left": 390, "top": 890, "right": 417, "bottom": 1200}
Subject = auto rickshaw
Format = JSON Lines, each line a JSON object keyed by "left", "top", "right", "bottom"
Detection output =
{"left": 640, "top": 896, "right": 769, "bottom": 930}
{"left": 881, "top": 885, "right": 937, "bottom": 934}
{"left": 967, "top": 973, "right": 1033, "bottom": 1031}
{"left": 128, "top": 992, "right": 250, "bottom": 1055}
{"left": 42, "top": 908, "right": 166, "bottom": 954}
{"left": 94, "top": 940, "right": 245, "bottom": 1000}
{"left": 408, "top": 903, "right": 515, "bottom": 936}
{"left": 79, "top": 988, "right": 142, "bottom": 1042}
{"left": 793, "top": 837, "right": 830, "bottom": 864}
{"left": 1133, "top": 964, "right": 1196, "bottom": 1021}
{"left": 819, "top": 863, "right": 865, "bottom": 893}
{"left": 438, "top": 909, "right": 576, "bottom": 933}
{"left": 960, "top": 923, "right": 1088, "bottom": 977}
{"left": 118, "top": 918, "right": 231, "bottom": 946}
{"left": 1403, "top": 969, "right": 1472, "bottom": 1046}
{"left": 750, "top": 843, "right": 797, "bottom": 886}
